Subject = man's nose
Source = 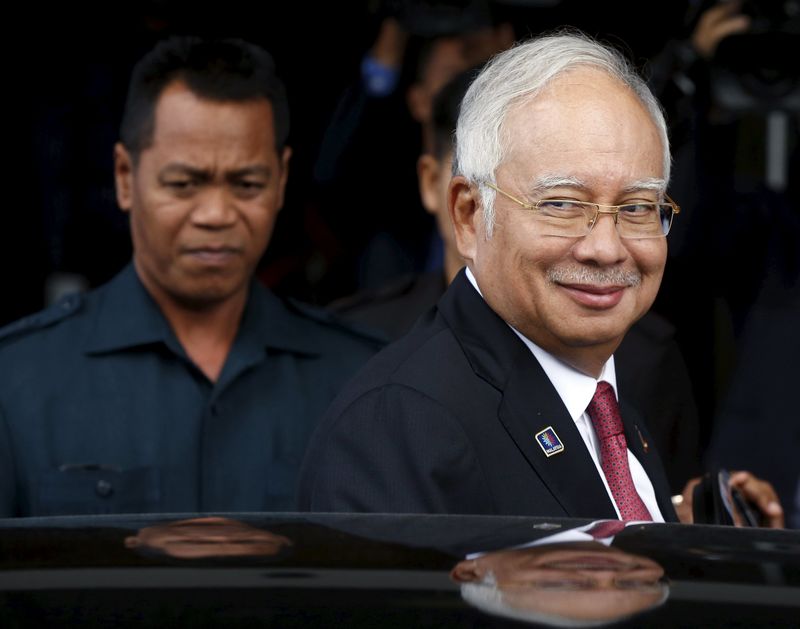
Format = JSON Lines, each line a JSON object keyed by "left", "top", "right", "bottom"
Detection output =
{"left": 191, "top": 186, "right": 237, "bottom": 228}
{"left": 571, "top": 212, "right": 629, "bottom": 266}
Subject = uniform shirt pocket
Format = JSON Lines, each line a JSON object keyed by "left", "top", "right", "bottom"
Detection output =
{"left": 36, "top": 465, "right": 161, "bottom": 515}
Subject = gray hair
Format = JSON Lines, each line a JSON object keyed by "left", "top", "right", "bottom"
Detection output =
{"left": 453, "top": 30, "right": 671, "bottom": 236}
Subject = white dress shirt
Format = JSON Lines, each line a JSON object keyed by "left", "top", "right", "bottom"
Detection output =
{"left": 465, "top": 268, "right": 664, "bottom": 522}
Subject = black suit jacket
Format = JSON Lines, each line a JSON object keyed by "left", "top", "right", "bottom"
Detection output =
{"left": 298, "top": 270, "right": 678, "bottom": 521}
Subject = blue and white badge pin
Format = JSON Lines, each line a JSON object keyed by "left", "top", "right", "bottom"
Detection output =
{"left": 535, "top": 426, "right": 564, "bottom": 457}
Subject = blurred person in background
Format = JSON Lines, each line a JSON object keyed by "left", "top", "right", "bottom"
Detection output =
{"left": 312, "top": 0, "right": 514, "bottom": 300}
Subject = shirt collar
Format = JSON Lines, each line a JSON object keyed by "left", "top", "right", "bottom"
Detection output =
{"left": 85, "top": 263, "right": 320, "bottom": 357}
{"left": 235, "top": 283, "right": 321, "bottom": 357}
{"left": 84, "top": 264, "right": 176, "bottom": 354}
{"left": 465, "top": 266, "right": 617, "bottom": 420}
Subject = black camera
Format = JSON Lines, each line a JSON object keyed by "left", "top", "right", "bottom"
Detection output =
{"left": 711, "top": 0, "right": 800, "bottom": 112}
{"left": 380, "top": 0, "right": 494, "bottom": 37}
{"left": 741, "top": 0, "right": 800, "bottom": 34}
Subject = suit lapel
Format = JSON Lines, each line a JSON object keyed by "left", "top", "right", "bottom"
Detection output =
{"left": 438, "top": 272, "right": 618, "bottom": 520}
{"left": 621, "top": 400, "right": 679, "bottom": 522}
{"left": 499, "top": 355, "right": 618, "bottom": 519}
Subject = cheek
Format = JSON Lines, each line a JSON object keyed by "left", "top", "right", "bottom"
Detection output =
{"left": 629, "top": 243, "right": 667, "bottom": 311}
{"left": 487, "top": 232, "right": 554, "bottom": 300}
{"left": 632, "top": 241, "right": 667, "bottom": 278}
{"left": 133, "top": 204, "right": 183, "bottom": 248}
{"left": 130, "top": 183, "right": 185, "bottom": 238}
{"left": 129, "top": 208, "right": 160, "bottom": 252}
{"left": 244, "top": 202, "right": 280, "bottom": 247}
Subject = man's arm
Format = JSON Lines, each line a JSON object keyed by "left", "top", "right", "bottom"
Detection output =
{"left": 297, "top": 385, "right": 493, "bottom": 514}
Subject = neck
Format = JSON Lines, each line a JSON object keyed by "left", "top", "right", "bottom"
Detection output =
{"left": 443, "top": 247, "right": 464, "bottom": 285}
{"left": 167, "top": 298, "right": 246, "bottom": 382}
{"left": 141, "top": 279, "right": 248, "bottom": 383}
{"left": 558, "top": 349, "right": 611, "bottom": 379}
{"left": 534, "top": 336, "right": 618, "bottom": 379}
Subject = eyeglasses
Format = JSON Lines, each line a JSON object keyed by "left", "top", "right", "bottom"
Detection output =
{"left": 483, "top": 182, "right": 680, "bottom": 239}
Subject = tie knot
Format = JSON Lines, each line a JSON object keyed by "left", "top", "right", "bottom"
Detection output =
{"left": 587, "top": 381, "right": 623, "bottom": 439}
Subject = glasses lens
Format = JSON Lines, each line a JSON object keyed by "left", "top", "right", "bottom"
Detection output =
{"left": 617, "top": 204, "right": 673, "bottom": 238}
{"left": 659, "top": 204, "right": 675, "bottom": 236}
{"left": 535, "top": 200, "right": 595, "bottom": 237}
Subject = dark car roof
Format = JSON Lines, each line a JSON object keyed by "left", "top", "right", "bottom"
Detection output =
{"left": 1, "top": 512, "right": 799, "bottom": 628}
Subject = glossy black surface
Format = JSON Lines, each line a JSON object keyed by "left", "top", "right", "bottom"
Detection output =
{"left": 1, "top": 513, "right": 799, "bottom": 628}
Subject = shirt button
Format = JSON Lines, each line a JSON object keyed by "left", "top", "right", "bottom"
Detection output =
{"left": 95, "top": 479, "right": 114, "bottom": 498}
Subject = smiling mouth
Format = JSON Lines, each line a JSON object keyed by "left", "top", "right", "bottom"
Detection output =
{"left": 563, "top": 283, "right": 628, "bottom": 294}
{"left": 558, "top": 283, "right": 627, "bottom": 309}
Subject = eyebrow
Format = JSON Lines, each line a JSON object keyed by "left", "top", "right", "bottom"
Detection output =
{"left": 621, "top": 178, "right": 667, "bottom": 194}
{"left": 529, "top": 175, "right": 586, "bottom": 194}
{"left": 227, "top": 166, "right": 273, "bottom": 180}
{"left": 528, "top": 175, "right": 666, "bottom": 196}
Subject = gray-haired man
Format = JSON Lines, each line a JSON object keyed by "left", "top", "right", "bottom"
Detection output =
{"left": 298, "top": 31, "right": 782, "bottom": 526}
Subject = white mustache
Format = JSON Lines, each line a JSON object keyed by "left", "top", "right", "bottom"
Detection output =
{"left": 547, "top": 266, "right": 642, "bottom": 287}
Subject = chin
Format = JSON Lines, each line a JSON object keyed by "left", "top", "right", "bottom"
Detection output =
{"left": 559, "top": 325, "right": 627, "bottom": 350}
{"left": 173, "top": 282, "right": 243, "bottom": 309}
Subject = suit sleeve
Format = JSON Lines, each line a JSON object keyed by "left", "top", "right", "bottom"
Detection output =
{"left": 297, "top": 384, "right": 494, "bottom": 514}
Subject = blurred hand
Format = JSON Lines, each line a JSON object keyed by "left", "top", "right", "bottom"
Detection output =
{"left": 674, "top": 477, "right": 701, "bottom": 524}
{"left": 691, "top": 0, "right": 751, "bottom": 59}
{"left": 675, "top": 471, "right": 784, "bottom": 527}
{"left": 370, "top": 17, "right": 408, "bottom": 68}
{"left": 728, "top": 470, "right": 784, "bottom": 529}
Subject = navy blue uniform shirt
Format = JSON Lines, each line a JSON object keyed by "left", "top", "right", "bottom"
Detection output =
{"left": 0, "top": 264, "right": 380, "bottom": 516}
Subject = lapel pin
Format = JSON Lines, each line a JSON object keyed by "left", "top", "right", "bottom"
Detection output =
{"left": 636, "top": 425, "right": 650, "bottom": 453}
{"left": 535, "top": 426, "right": 565, "bottom": 457}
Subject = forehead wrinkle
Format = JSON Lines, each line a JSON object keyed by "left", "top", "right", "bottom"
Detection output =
{"left": 160, "top": 161, "right": 208, "bottom": 174}
{"left": 159, "top": 161, "right": 272, "bottom": 179}
{"left": 228, "top": 165, "right": 273, "bottom": 179}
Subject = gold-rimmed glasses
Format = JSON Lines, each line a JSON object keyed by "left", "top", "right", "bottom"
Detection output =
{"left": 483, "top": 181, "right": 680, "bottom": 239}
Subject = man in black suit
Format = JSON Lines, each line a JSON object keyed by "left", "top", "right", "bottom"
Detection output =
{"left": 332, "top": 65, "right": 702, "bottom": 495}
{"left": 298, "top": 32, "right": 783, "bottom": 525}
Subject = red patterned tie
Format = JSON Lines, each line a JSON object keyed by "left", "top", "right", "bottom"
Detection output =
{"left": 586, "top": 381, "right": 652, "bottom": 521}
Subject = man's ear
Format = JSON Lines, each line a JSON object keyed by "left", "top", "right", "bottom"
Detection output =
{"left": 114, "top": 143, "right": 134, "bottom": 213}
{"left": 448, "top": 175, "right": 481, "bottom": 263}
{"left": 417, "top": 154, "right": 442, "bottom": 214}
{"left": 275, "top": 146, "right": 292, "bottom": 211}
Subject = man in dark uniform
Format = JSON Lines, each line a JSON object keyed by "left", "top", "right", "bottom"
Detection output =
{"left": 0, "top": 37, "right": 379, "bottom": 517}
